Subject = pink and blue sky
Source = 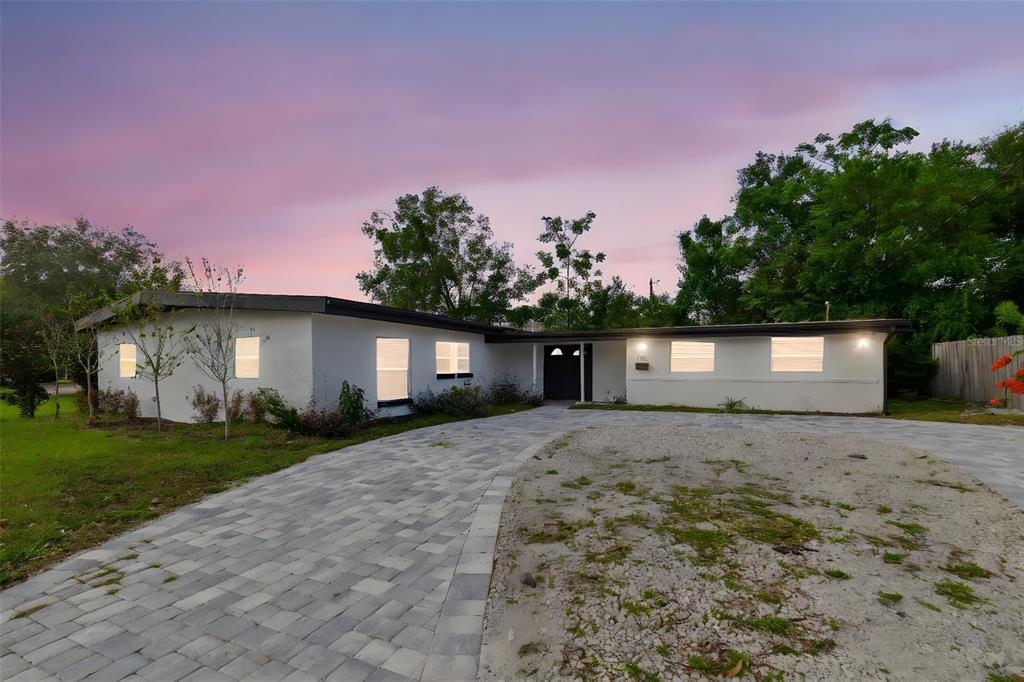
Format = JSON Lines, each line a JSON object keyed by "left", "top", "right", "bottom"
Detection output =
{"left": 2, "top": 1, "right": 1022, "bottom": 299}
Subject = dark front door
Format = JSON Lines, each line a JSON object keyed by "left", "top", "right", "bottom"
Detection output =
{"left": 543, "top": 344, "right": 593, "bottom": 401}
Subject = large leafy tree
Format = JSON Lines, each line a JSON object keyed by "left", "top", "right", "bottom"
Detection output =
{"left": 0, "top": 219, "right": 168, "bottom": 403}
{"left": 676, "top": 216, "right": 749, "bottom": 324}
{"left": 357, "top": 187, "right": 539, "bottom": 324}
{"left": 675, "top": 118, "right": 1023, "bottom": 392}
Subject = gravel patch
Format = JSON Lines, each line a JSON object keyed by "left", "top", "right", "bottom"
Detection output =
{"left": 479, "top": 425, "right": 1024, "bottom": 681}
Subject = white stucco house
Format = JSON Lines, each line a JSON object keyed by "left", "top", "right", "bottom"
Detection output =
{"left": 79, "top": 292, "right": 911, "bottom": 423}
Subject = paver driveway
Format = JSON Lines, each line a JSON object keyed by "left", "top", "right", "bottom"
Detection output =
{"left": 2, "top": 406, "right": 1021, "bottom": 681}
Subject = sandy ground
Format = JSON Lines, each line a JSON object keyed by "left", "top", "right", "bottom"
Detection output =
{"left": 479, "top": 425, "right": 1024, "bottom": 682}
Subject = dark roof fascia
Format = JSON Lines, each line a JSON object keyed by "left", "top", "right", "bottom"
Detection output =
{"left": 485, "top": 319, "right": 913, "bottom": 343}
{"left": 77, "top": 291, "right": 503, "bottom": 335}
{"left": 323, "top": 298, "right": 502, "bottom": 335}
{"left": 75, "top": 292, "right": 327, "bottom": 330}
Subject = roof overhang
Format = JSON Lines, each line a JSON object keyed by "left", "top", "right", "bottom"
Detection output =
{"left": 76, "top": 291, "right": 503, "bottom": 335}
{"left": 484, "top": 319, "right": 913, "bottom": 343}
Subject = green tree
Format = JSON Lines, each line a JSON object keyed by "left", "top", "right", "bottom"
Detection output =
{"left": 535, "top": 211, "right": 606, "bottom": 329}
{"left": 676, "top": 216, "right": 749, "bottom": 324}
{"left": 357, "top": 187, "right": 539, "bottom": 324}
{"left": 674, "top": 118, "right": 1023, "bottom": 392}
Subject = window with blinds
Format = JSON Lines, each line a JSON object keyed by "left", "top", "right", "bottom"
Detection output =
{"left": 377, "top": 338, "right": 410, "bottom": 402}
{"left": 235, "top": 337, "right": 260, "bottom": 378}
{"left": 670, "top": 341, "right": 715, "bottom": 372}
{"left": 119, "top": 343, "right": 137, "bottom": 378}
{"left": 771, "top": 337, "right": 824, "bottom": 372}
{"left": 435, "top": 341, "right": 470, "bottom": 375}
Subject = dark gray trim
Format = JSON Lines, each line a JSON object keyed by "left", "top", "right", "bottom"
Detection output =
{"left": 377, "top": 398, "right": 412, "bottom": 408}
{"left": 485, "top": 319, "right": 913, "bottom": 343}
{"left": 77, "top": 291, "right": 501, "bottom": 335}
{"left": 436, "top": 373, "right": 474, "bottom": 380}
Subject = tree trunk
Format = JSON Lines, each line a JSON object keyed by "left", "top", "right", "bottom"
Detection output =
{"left": 86, "top": 371, "right": 94, "bottom": 422}
{"left": 53, "top": 364, "right": 61, "bottom": 418}
{"left": 222, "top": 383, "right": 230, "bottom": 441}
{"left": 154, "top": 378, "right": 163, "bottom": 431}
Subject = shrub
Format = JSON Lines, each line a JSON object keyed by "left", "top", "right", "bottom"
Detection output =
{"left": 488, "top": 375, "right": 523, "bottom": 405}
{"left": 225, "top": 390, "right": 246, "bottom": 422}
{"left": 190, "top": 386, "right": 221, "bottom": 423}
{"left": 260, "top": 388, "right": 301, "bottom": 430}
{"left": 247, "top": 388, "right": 276, "bottom": 423}
{"left": 523, "top": 387, "right": 545, "bottom": 407}
{"left": 95, "top": 387, "right": 140, "bottom": 419}
{"left": 718, "top": 396, "right": 749, "bottom": 412}
{"left": 416, "top": 383, "right": 490, "bottom": 417}
{"left": 1, "top": 380, "right": 49, "bottom": 418}
{"left": 338, "top": 381, "right": 375, "bottom": 426}
{"left": 262, "top": 383, "right": 375, "bottom": 438}
{"left": 488, "top": 375, "right": 544, "bottom": 407}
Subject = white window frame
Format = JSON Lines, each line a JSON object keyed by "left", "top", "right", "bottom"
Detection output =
{"left": 670, "top": 340, "right": 716, "bottom": 373}
{"left": 435, "top": 341, "right": 471, "bottom": 377}
{"left": 377, "top": 337, "right": 410, "bottom": 403}
{"left": 770, "top": 336, "right": 825, "bottom": 372}
{"left": 235, "top": 336, "right": 260, "bottom": 379}
{"left": 119, "top": 343, "right": 137, "bottom": 378}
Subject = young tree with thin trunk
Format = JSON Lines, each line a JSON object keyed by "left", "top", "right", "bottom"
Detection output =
{"left": 38, "top": 310, "right": 70, "bottom": 417}
{"left": 67, "top": 294, "right": 108, "bottom": 422}
{"left": 183, "top": 258, "right": 245, "bottom": 441}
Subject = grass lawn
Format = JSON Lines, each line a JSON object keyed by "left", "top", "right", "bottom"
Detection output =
{"left": 0, "top": 396, "right": 533, "bottom": 587}
{"left": 571, "top": 398, "right": 1024, "bottom": 427}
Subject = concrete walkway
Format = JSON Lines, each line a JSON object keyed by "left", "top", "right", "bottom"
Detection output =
{"left": 2, "top": 407, "right": 1021, "bottom": 682}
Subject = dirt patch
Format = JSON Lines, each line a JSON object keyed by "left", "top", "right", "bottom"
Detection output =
{"left": 480, "top": 425, "right": 1024, "bottom": 681}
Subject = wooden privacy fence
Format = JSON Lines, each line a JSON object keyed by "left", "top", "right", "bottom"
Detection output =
{"left": 931, "top": 336, "right": 1024, "bottom": 409}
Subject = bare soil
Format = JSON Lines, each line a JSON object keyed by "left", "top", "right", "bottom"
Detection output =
{"left": 479, "top": 425, "right": 1024, "bottom": 682}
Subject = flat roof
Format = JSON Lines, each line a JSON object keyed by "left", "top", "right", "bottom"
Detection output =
{"left": 78, "top": 291, "right": 912, "bottom": 339}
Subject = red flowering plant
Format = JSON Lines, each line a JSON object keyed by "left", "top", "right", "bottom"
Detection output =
{"left": 989, "top": 350, "right": 1024, "bottom": 408}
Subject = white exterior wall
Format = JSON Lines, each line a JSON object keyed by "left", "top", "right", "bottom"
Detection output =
{"left": 310, "top": 314, "right": 534, "bottom": 417}
{"left": 592, "top": 340, "right": 627, "bottom": 402}
{"left": 97, "top": 310, "right": 314, "bottom": 423}
{"left": 625, "top": 332, "right": 886, "bottom": 413}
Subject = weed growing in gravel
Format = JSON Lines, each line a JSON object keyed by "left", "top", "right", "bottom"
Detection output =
{"left": 525, "top": 518, "right": 594, "bottom": 544}
{"left": 935, "top": 580, "right": 987, "bottom": 608}
{"left": 702, "top": 458, "right": 748, "bottom": 476}
{"left": 604, "top": 512, "right": 652, "bottom": 533}
{"left": 876, "top": 505, "right": 893, "bottom": 514}
{"left": 614, "top": 480, "right": 647, "bottom": 496}
{"left": 942, "top": 561, "right": 993, "bottom": 581}
{"left": 914, "top": 597, "right": 942, "bottom": 612}
{"left": 877, "top": 591, "right": 903, "bottom": 605}
{"left": 163, "top": 574, "right": 177, "bottom": 583}
{"left": 883, "top": 552, "right": 907, "bottom": 564}
{"left": 622, "top": 660, "right": 660, "bottom": 681}
{"left": 585, "top": 544, "right": 632, "bottom": 564}
{"left": 886, "top": 520, "right": 927, "bottom": 535}
{"left": 545, "top": 469, "right": 558, "bottom": 475}
{"left": 823, "top": 568, "right": 852, "bottom": 580}
{"left": 518, "top": 641, "right": 544, "bottom": 656}
{"left": 916, "top": 479, "right": 974, "bottom": 493}
{"left": 657, "top": 484, "right": 817, "bottom": 565}
{"left": 686, "top": 650, "right": 748, "bottom": 676}
{"left": 711, "top": 608, "right": 796, "bottom": 636}
{"left": 561, "top": 476, "right": 593, "bottom": 489}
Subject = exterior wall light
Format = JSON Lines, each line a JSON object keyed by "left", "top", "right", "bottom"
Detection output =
{"left": 637, "top": 341, "right": 648, "bottom": 351}
{"left": 857, "top": 337, "right": 871, "bottom": 349}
